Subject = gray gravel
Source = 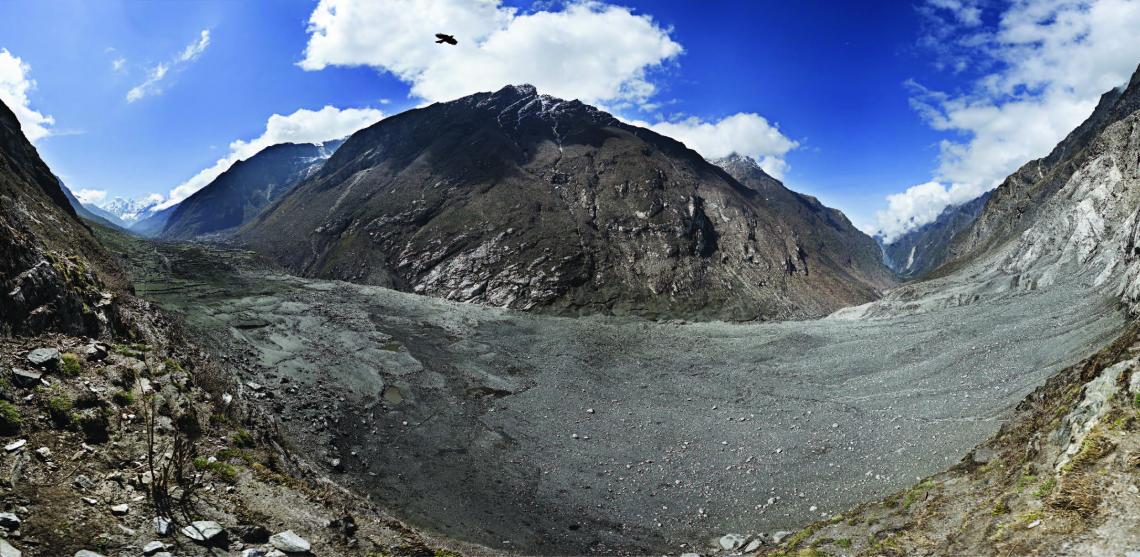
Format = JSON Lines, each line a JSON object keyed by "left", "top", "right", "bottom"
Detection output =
{"left": 137, "top": 247, "right": 1124, "bottom": 555}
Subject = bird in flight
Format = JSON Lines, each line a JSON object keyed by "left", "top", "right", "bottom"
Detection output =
{"left": 435, "top": 33, "right": 458, "bottom": 45}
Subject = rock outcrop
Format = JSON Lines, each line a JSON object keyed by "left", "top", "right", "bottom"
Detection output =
{"left": 240, "top": 85, "right": 895, "bottom": 320}
{"left": 160, "top": 141, "right": 343, "bottom": 240}
{"left": 0, "top": 99, "right": 121, "bottom": 337}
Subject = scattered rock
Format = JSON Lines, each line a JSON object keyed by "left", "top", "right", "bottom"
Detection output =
{"left": 972, "top": 448, "right": 997, "bottom": 465}
{"left": 241, "top": 549, "right": 268, "bottom": 557}
{"left": 74, "top": 551, "right": 106, "bottom": 557}
{"left": 237, "top": 524, "right": 270, "bottom": 543}
{"left": 719, "top": 533, "right": 746, "bottom": 551}
{"left": 743, "top": 539, "right": 762, "bottom": 552}
{"left": 4, "top": 439, "right": 26, "bottom": 452}
{"left": 80, "top": 342, "right": 109, "bottom": 361}
{"left": 181, "top": 520, "right": 224, "bottom": 542}
{"left": 33, "top": 447, "right": 50, "bottom": 460}
{"left": 74, "top": 474, "right": 97, "bottom": 491}
{"left": 142, "top": 541, "right": 166, "bottom": 555}
{"left": 0, "top": 539, "right": 20, "bottom": 557}
{"left": 771, "top": 531, "right": 793, "bottom": 544}
{"left": 10, "top": 368, "right": 41, "bottom": 388}
{"left": 109, "top": 503, "right": 129, "bottom": 516}
{"left": 269, "top": 530, "right": 311, "bottom": 553}
{"left": 0, "top": 512, "right": 21, "bottom": 529}
{"left": 152, "top": 516, "right": 173, "bottom": 536}
{"left": 26, "top": 347, "right": 60, "bottom": 369}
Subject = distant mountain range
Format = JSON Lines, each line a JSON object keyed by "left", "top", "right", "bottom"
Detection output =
{"left": 877, "top": 191, "right": 992, "bottom": 280}
{"left": 238, "top": 84, "right": 896, "bottom": 320}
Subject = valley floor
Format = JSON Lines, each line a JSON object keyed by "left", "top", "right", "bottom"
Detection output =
{"left": 109, "top": 238, "right": 1125, "bottom": 555}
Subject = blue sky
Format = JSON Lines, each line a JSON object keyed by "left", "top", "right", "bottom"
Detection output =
{"left": 1, "top": 0, "right": 1138, "bottom": 236}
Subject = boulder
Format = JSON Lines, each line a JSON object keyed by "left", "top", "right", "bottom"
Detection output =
{"left": 74, "top": 551, "right": 106, "bottom": 557}
{"left": 0, "top": 539, "right": 20, "bottom": 557}
{"left": 152, "top": 516, "right": 173, "bottom": 536}
{"left": 180, "top": 521, "right": 225, "bottom": 542}
{"left": 80, "top": 342, "right": 109, "bottom": 362}
{"left": 109, "top": 503, "right": 129, "bottom": 516}
{"left": 10, "top": 369, "right": 41, "bottom": 388}
{"left": 719, "top": 533, "right": 746, "bottom": 551}
{"left": 26, "top": 348, "right": 60, "bottom": 369}
{"left": 142, "top": 541, "right": 166, "bottom": 555}
{"left": 269, "top": 530, "right": 311, "bottom": 553}
{"left": 0, "top": 512, "right": 20, "bottom": 529}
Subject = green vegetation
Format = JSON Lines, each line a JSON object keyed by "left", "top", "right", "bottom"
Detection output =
{"left": 231, "top": 428, "right": 256, "bottom": 448}
{"left": 1016, "top": 474, "right": 1038, "bottom": 491}
{"left": 0, "top": 401, "right": 22, "bottom": 434}
{"left": 1034, "top": 478, "right": 1056, "bottom": 498}
{"left": 194, "top": 457, "right": 239, "bottom": 483}
{"left": 835, "top": 538, "right": 852, "bottom": 549}
{"left": 991, "top": 499, "right": 1010, "bottom": 515}
{"left": 59, "top": 352, "right": 82, "bottom": 376}
{"left": 902, "top": 479, "right": 937, "bottom": 509}
{"left": 112, "top": 389, "right": 135, "bottom": 406}
{"left": 1133, "top": 392, "right": 1140, "bottom": 409}
{"left": 46, "top": 394, "right": 75, "bottom": 425}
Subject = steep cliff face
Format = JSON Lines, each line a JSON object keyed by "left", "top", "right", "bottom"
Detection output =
{"left": 950, "top": 64, "right": 1140, "bottom": 268}
{"left": 0, "top": 100, "right": 120, "bottom": 336}
{"left": 879, "top": 191, "right": 991, "bottom": 280}
{"left": 160, "top": 141, "right": 343, "bottom": 240}
{"left": 240, "top": 85, "right": 894, "bottom": 320}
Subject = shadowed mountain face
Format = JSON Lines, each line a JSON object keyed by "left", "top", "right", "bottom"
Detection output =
{"left": 60, "top": 180, "right": 126, "bottom": 230}
{"left": 240, "top": 85, "right": 895, "bottom": 320}
{"left": 879, "top": 191, "right": 991, "bottom": 280}
{"left": 160, "top": 140, "right": 343, "bottom": 240}
{"left": 0, "top": 99, "right": 120, "bottom": 336}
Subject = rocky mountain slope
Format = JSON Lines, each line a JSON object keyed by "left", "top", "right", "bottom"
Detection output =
{"left": 948, "top": 64, "right": 1140, "bottom": 271}
{"left": 0, "top": 100, "right": 122, "bottom": 337}
{"left": 0, "top": 97, "right": 469, "bottom": 557}
{"left": 160, "top": 141, "right": 343, "bottom": 240}
{"left": 878, "top": 191, "right": 991, "bottom": 280}
{"left": 766, "top": 62, "right": 1140, "bottom": 556}
{"left": 239, "top": 85, "right": 895, "bottom": 321}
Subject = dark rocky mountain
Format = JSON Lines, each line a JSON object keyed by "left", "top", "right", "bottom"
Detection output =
{"left": 878, "top": 190, "right": 991, "bottom": 280}
{"left": 239, "top": 85, "right": 895, "bottom": 320}
{"left": 129, "top": 204, "right": 177, "bottom": 237}
{"left": 0, "top": 99, "right": 120, "bottom": 336}
{"left": 160, "top": 140, "right": 343, "bottom": 240}
{"left": 712, "top": 153, "right": 892, "bottom": 291}
{"left": 948, "top": 63, "right": 1140, "bottom": 269}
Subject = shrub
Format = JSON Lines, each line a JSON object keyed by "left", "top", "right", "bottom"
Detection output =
{"left": 60, "top": 353, "right": 82, "bottom": 376}
{"left": 47, "top": 394, "right": 75, "bottom": 426}
{"left": 0, "top": 401, "right": 22, "bottom": 435}
{"left": 231, "top": 428, "right": 255, "bottom": 448}
{"left": 112, "top": 389, "right": 135, "bottom": 407}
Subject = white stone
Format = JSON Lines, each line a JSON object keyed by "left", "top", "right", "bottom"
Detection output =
{"left": 269, "top": 530, "right": 311, "bottom": 552}
{"left": 142, "top": 541, "right": 166, "bottom": 555}
{"left": 0, "top": 538, "right": 20, "bottom": 557}
{"left": 4, "top": 440, "right": 26, "bottom": 452}
{"left": 718, "top": 533, "right": 746, "bottom": 550}
{"left": 109, "top": 504, "right": 129, "bottom": 516}
{"left": 180, "top": 521, "right": 224, "bottom": 541}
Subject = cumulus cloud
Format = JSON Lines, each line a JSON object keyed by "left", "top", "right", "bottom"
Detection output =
{"left": 112, "top": 57, "right": 126, "bottom": 72}
{"left": 157, "top": 105, "right": 383, "bottom": 209}
{"left": 127, "top": 29, "right": 210, "bottom": 102}
{"left": 299, "top": 0, "right": 682, "bottom": 107}
{"left": 0, "top": 48, "right": 55, "bottom": 143}
{"left": 74, "top": 188, "right": 108, "bottom": 205}
{"left": 874, "top": 181, "right": 989, "bottom": 242}
{"left": 879, "top": 0, "right": 1140, "bottom": 238}
{"left": 630, "top": 113, "right": 799, "bottom": 179}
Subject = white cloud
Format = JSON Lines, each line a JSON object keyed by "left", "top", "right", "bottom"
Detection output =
{"left": 0, "top": 48, "right": 55, "bottom": 143}
{"left": 874, "top": 181, "right": 989, "bottom": 242}
{"left": 127, "top": 29, "right": 210, "bottom": 103}
{"left": 74, "top": 188, "right": 108, "bottom": 205}
{"left": 630, "top": 113, "right": 799, "bottom": 179}
{"left": 880, "top": 0, "right": 1140, "bottom": 238}
{"left": 112, "top": 57, "right": 126, "bottom": 72}
{"left": 157, "top": 105, "right": 384, "bottom": 209}
{"left": 299, "top": 0, "right": 682, "bottom": 107}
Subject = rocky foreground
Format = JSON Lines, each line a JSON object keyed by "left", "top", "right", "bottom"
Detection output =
{"left": 0, "top": 298, "right": 476, "bottom": 557}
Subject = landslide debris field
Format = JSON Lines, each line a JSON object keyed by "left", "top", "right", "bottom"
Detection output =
{"left": 111, "top": 238, "right": 1125, "bottom": 555}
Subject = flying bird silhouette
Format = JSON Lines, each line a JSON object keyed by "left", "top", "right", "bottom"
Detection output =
{"left": 435, "top": 33, "right": 457, "bottom": 45}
